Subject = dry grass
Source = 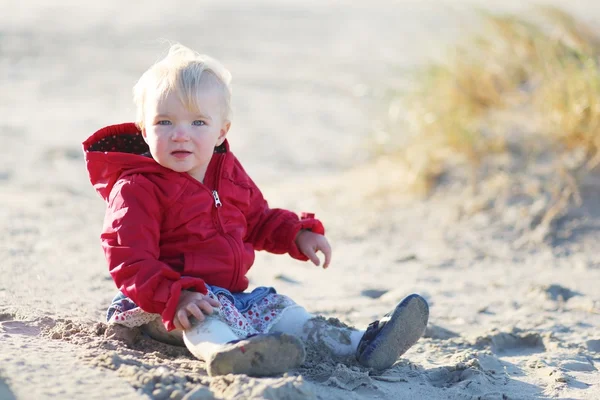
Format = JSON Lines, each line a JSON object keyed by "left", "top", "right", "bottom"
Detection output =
{"left": 379, "top": 6, "right": 600, "bottom": 196}
{"left": 374, "top": 6, "right": 600, "bottom": 242}
{"left": 536, "top": 56, "right": 600, "bottom": 166}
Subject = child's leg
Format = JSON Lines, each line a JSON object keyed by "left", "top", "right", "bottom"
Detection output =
{"left": 183, "top": 316, "right": 238, "bottom": 360}
{"left": 269, "top": 306, "right": 365, "bottom": 357}
{"left": 184, "top": 316, "right": 305, "bottom": 377}
{"left": 270, "top": 294, "right": 429, "bottom": 370}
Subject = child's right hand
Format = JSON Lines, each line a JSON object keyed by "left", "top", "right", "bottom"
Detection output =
{"left": 174, "top": 290, "right": 221, "bottom": 331}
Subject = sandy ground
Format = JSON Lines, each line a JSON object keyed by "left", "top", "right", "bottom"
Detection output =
{"left": 2, "top": 0, "right": 600, "bottom": 399}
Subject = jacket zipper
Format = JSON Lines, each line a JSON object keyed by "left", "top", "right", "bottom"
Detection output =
{"left": 211, "top": 156, "right": 242, "bottom": 289}
{"left": 183, "top": 154, "right": 243, "bottom": 289}
{"left": 212, "top": 190, "right": 222, "bottom": 207}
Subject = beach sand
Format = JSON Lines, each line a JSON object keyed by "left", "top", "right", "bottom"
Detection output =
{"left": 1, "top": 0, "right": 600, "bottom": 398}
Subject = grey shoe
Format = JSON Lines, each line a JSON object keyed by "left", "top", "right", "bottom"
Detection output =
{"left": 141, "top": 318, "right": 185, "bottom": 347}
{"left": 356, "top": 294, "right": 429, "bottom": 369}
{"left": 208, "top": 333, "right": 306, "bottom": 377}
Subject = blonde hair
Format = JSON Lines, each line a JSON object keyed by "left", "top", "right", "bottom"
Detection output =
{"left": 133, "top": 44, "right": 232, "bottom": 130}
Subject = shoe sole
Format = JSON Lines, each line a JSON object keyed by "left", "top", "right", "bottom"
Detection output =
{"left": 207, "top": 333, "right": 306, "bottom": 377}
{"left": 357, "top": 294, "right": 429, "bottom": 369}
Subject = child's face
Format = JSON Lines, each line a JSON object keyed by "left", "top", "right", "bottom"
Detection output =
{"left": 142, "top": 89, "right": 230, "bottom": 182}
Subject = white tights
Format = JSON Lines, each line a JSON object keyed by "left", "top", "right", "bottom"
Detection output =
{"left": 182, "top": 306, "right": 365, "bottom": 361}
{"left": 269, "top": 306, "right": 365, "bottom": 357}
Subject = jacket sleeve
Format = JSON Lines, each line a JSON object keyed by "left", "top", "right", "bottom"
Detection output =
{"left": 101, "top": 176, "right": 207, "bottom": 331}
{"left": 240, "top": 164, "right": 325, "bottom": 260}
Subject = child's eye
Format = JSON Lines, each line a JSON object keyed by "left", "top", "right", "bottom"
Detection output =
{"left": 192, "top": 120, "right": 206, "bottom": 126}
{"left": 157, "top": 120, "right": 171, "bottom": 126}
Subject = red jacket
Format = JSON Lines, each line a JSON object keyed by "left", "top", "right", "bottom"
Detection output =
{"left": 83, "top": 123, "right": 324, "bottom": 331}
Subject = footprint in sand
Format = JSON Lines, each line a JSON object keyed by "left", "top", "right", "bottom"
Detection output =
{"left": 473, "top": 328, "right": 545, "bottom": 354}
{"left": 424, "top": 323, "right": 459, "bottom": 340}
{"left": 360, "top": 289, "right": 388, "bottom": 299}
{"left": 426, "top": 357, "right": 500, "bottom": 390}
{"left": 586, "top": 339, "right": 600, "bottom": 353}
{"left": 529, "top": 284, "right": 581, "bottom": 302}
{"left": 0, "top": 320, "right": 41, "bottom": 337}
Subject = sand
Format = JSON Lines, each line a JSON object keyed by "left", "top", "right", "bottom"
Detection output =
{"left": 2, "top": 0, "right": 600, "bottom": 398}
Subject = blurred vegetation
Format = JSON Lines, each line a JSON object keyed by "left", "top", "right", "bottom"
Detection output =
{"left": 378, "top": 6, "right": 600, "bottom": 198}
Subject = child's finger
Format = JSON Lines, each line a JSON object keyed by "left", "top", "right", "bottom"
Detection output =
{"left": 205, "top": 297, "right": 221, "bottom": 308}
{"left": 173, "top": 318, "right": 183, "bottom": 331}
{"left": 322, "top": 245, "right": 332, "bottom": 269}
{"left": 186, "top": 303, "right": 205, "bottom": 321}
{"left": 307, "top": 248, "right": 321, "bottom": 266}
{"left": 196, "top": 300, "right": 214, "bottom": 316}
{"left": 176, "top": 309, "right": 191, "bottom": 330}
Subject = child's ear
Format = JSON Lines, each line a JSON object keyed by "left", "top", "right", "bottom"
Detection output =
{"left": 218, "top": 121, "right": 231, "bottom": 145}
{"left": 141, "top": 127, "right": 148, "bottom": 143}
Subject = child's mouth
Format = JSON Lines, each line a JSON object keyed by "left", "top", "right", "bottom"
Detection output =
{"left": 171, "top": 150, "right": 192, "bottom": 159}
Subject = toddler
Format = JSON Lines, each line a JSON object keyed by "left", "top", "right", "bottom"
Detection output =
{"left": 83, "top": 44, "right": 429, "bottom": 377}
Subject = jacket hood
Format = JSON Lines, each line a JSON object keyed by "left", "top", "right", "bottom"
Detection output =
{"left": 83, "top": 122, "right": 231, "bottom": 201}
{"left": 83, "top": 123, "right": 166, "bottom": 200}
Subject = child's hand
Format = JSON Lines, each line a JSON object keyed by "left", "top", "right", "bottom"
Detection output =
{"left": 295, "top": 230, "right": 332, "bottom": 269}
{"left": 174, "top": 290, "right": 221, "bottom": 331}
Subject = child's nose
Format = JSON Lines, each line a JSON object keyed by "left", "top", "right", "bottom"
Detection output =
{"left": 171, "top": 127, "right": 190, "bottom": 141}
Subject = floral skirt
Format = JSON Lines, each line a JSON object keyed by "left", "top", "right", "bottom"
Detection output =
{"left": 106, "top": 285, "right": 300, "bottom": 338}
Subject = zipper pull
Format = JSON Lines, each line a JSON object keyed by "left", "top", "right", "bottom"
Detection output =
{"left": 212, "top": 190, "right": 222, "bottom": 207}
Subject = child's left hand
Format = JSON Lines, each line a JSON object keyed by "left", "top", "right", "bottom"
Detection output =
{"left": 295, "top": 230, "right": 332, "bottom": 269}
